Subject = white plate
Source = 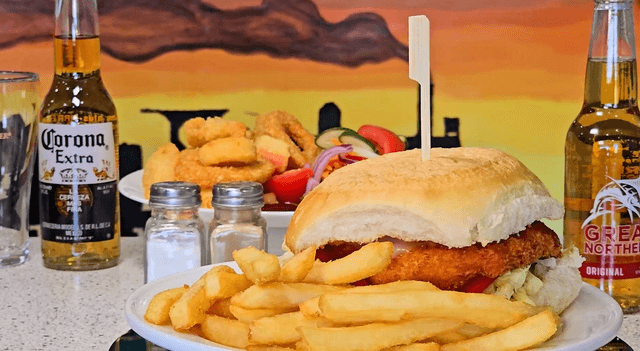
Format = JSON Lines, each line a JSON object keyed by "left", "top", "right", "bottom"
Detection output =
{"left": 125, "top": 263, "right": 624, "bottom": 351}
{"left": 119, "top": 170, "right": 294, "bottom": 253}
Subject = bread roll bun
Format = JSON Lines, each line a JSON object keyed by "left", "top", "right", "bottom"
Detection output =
{"left": 285, "top": 148, "right": 563, "bottom": 253}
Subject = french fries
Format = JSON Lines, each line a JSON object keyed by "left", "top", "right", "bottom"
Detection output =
{"left": 233, "top": 247, "right": 281, "bottom": 284}
{"left": 247, "top": 346, "right": 296, "bottom": 351}
{"left": 300, "top": 281, "right": 440, "bottom": 318}
{"left": 453, "top": 324, "right": 495, "bottom": 339}
{"left": 317, "top": 290, "right": 539, "bottom": 328}
{"left": 429, "top": 324, "right": 494, "bottom": 344}
{"left": 303, "top": 242, "right": 393, "bottom": 284}
{"left": 201, "top": 314, "right": 251, "bottom": 349}
{"left": 207, "top": 297, "right": 235, "bottom": 319}
{"left": 231, "top": 282, "right": 346, "bottom": 309}
{"left": 249, "top": 311, "right": 332, "bottom": 345}
{"left": 428, "top": 331, "right": 467, "bottom": 344}
{"left": 279, "top": 246, "right": 316, "bottom": 282}
{"left": 338, "top": 280, "right": 440, "bottom": 293}
{"left": 299, "top": 317, "right": 463, "bottom": 351}
{"left": 205, "top": 269, "right": 252, "bottom": 299}
{"left": 144, "top": 243, "right": 563, "bottom": 351}
{"left": 144, "top": 286, "right": 188, "bottom": 325}
{"left": 230, "top": 304, "right": 298, "bottom": 323}
{"left": 168, "top": 278, "right": 211, "bottom": 330}
{"left": 299, "top": 297, "right": 322, "bottom": 318}
{"left": 440, "top": 309, "right": 558, "bottom": 351}
{"left": 384, "top": 343, "right": 440, "bottom": 351}
{"left": 169, "top": 267, "right": 226, "bottom": 330}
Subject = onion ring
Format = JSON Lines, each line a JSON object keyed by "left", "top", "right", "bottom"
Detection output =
{"left": 183, "top": 117, "right": 247, "bottom": 148}
{"left": 174, "top": 149, "right": 275, "bottom": 189}
{"left": 198, "top": 137, "right": 257, "bottom": 166}
{"left": 254, "top": 110, "right": 319, "bottom": 169}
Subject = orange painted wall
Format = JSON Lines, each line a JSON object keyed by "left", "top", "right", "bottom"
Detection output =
{"left": 4, "top": 0, "right": 639, "bottom": 234}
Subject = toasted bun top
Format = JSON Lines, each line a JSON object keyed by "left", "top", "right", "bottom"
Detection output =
{"left": 284, "top": 147, "right": 563, "bottom": 252}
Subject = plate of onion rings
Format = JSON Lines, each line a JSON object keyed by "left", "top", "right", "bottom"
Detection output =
{"left": 120, "top": 111, "right": 410, "bottom": 254}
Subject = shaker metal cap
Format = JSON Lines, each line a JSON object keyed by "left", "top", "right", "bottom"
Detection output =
{"left": 594, "top": 0, "right": 632, "bottom": 7}
{"left": 212, "top": 181, "right": 264, "bottom": 208}
{"left": 149, "top": 181, "right": 201, "bottom": 207}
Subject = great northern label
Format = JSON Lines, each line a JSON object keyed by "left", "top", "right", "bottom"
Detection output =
{"left": 580, "top": 262, "right": 640, "bottom": 279}
{"left": 38, "top": 122, "right": 117, "bottom": 243}
{"left": 578, "top": 174, "right": 640, "bottom": 280}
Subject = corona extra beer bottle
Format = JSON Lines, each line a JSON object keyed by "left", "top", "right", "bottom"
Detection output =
{"left": 564, "top": 0, "right": 640, "bottom": 312}
{"left": 39, "top": 0, "right": 120, "bottom": 270}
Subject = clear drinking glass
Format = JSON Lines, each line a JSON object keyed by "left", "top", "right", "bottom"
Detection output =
{"left": 0, "top": 72, "right": 39, "bottom": 267}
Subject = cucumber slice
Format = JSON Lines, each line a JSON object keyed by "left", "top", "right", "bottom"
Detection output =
{"left": 338, "top": 130, "right": 379, "bottom": 158}
{"left": 315, "top": 127, "right": 354, "bottom": 149}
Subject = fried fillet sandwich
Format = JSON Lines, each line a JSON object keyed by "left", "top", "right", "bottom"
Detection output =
{"left": 284, "top": 147, "right": 584, "bottom": 313}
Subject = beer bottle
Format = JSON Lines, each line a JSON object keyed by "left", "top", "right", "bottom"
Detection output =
{"left": 39, "top": 0, "right": 120, "bottom": 270}
{"left": 564, "top": 0, "right": 640, "bottom": 312}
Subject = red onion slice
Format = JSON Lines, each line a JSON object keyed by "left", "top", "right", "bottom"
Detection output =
{"left": 338, "top": 154, "right": 358, "bottom": 165}
{"left": 305, "top": 177, "right": 320, "bottom": 195}
{"left": 305, "top": 144, "right": 354, "bottom": 195}
{"left": 312, "top": 144, "right": 353, "bottom": 175}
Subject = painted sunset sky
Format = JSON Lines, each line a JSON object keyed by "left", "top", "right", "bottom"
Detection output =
{"left": 1, "top": 0, "right": 607, "bottom": 100}
{"left": 3, "top": 0, "right": 639, "bottom": 234}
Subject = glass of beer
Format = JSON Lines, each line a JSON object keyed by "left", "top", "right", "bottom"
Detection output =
{"left": 0, "top": 71, "right": 39, "bottom": 267}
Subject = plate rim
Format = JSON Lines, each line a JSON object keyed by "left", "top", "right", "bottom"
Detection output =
{"left": 125, "top": 263, "right": 242, "bottom": 351}
{"left": 125, "top": 263, "right": 624, "bottom": 351}
{"left": 118, "top": 169, "right": 149, "bottom": 205}
{"left": 534, "top": 283, "right": 622, "bottom": 351}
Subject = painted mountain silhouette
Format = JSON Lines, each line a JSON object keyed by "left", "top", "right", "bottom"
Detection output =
{"left": 0, "top": 0, "right": 408, "bottom": 67}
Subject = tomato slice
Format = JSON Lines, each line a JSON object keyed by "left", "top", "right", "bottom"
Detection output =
{"left": 263, "top": 168, "right": 313, "bottom": 204}
{"left": 315, "top": 249, "right": 332, "bottom": 263}
{"left": 459, "top": 276, "right": 497, "bottom": 293}
{"left": 351, "top": 279, "right": 370, "bottom": 286}
{"left": 357, "top": 125, "right": 405, "bottom": 154}
{"left": 342, "top": 154, "right": 367, "bottom": 162}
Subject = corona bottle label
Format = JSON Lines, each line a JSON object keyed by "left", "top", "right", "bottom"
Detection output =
{"left": 38, "top": 122, "right": 117, "bottom": 243}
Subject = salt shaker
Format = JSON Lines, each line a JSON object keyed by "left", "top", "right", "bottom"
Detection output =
{"left": 144, "top": 182, "right": 206, "bottom": 283}
{"left": 209, "top": 181, "right": 267, "bottom": 263}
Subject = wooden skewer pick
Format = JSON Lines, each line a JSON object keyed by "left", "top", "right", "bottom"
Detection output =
{"left": 408, "top": 15, "right": 431, "bottom": 161}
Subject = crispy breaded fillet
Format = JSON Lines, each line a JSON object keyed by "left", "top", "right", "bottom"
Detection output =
{"left": 369, "top": 221, "right": 561, "bottom": 290}
{"left": 198, "top": 137, "right": 257, "bottom": 166}
{"left": 175, "top": 149, "right": 275, "bottom": 189}
{"left": 183, "top": 117, "right": 247, "bottom": 148}
{"left": 142, "top": 143, "right": 180, "bottom": 198}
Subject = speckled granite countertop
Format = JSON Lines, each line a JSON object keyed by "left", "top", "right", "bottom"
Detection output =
{"left": 1, "top": 237, "right": 640, "bottom": 351}
{"left": 0, "top": 237, "right": 144, "bottom": 351}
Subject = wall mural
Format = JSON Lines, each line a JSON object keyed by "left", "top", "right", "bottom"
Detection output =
{"left": 2, "top": 0, "right": 407, "bottom": 65}
{"left": 2, "top": 0, "right": 615, "bottom": 235}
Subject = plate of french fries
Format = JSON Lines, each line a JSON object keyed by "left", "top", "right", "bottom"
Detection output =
{"left": 125, "top": 243, "right": 623, "bottom": 351}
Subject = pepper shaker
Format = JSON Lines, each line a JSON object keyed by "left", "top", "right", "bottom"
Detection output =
{"left": 209, "top": 181, "right": 267, "bottom": 263}
{"left": 144, "top": 182, "right": 206, "bottom": 283}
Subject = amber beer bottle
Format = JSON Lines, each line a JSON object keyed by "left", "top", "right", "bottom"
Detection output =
{"left": 564, "top": 0, "right": 640, "bottom": 312}
{"left": 39, "top": 0, "right": 120, "bottom": 270}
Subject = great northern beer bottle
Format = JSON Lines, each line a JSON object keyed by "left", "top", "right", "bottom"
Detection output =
{"left": 564, "top": 0, "right": 640, "bottom": 312}
{"left": 39, "top": 0, "right": 120, "bottom": 270}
